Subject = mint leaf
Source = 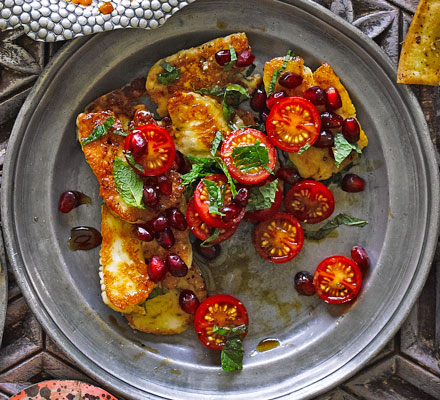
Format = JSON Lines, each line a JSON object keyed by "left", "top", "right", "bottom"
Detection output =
{"left": 267, "top": 50, "right": 295, "bottom": 95}
{"left": 81, "top": 116, "right": 115, "bottom": 146}
{"left": 222, "top": 101, "right": 236, "bottom": 124}
{"left": 303, "top": 213, "right": 368, "bottom": 240}
{"left": 211, "top": 131, "right": 224, "bottom": 156}
{"left": 157, "top": 61, "right": 180, "bottom": 85}
{"left": 213, "top": 324, "right": 247, "bottom": 338}
{"left": 146, "top": 287, "right": 169, "bottom": 300}
{"left": 223, "top": 44, "right": 237, "bottom": 71}
{"left": 203, "top": 179, "right": 226, "bottom": 216}
{"left": 200, "top": 228, "right": 222, "bottom": 247}
{"left": 333, "top": 133, "right": 362, "bottom": 168}
{"left": 297, "top": 142, "right": 311, "bottom": 155}
{"left": 232, "top": 141, "right": 272, "bottom": 173}
{"left": 245, "top": 64, "right": 256, "bottom": 77}
{"left": 246, "top": 179, "right": 278, "bottom": 212}
{"left": 114, "top": 129, "right": 128, "bottom": 137}
{"left": 113, "top": 158, "right": 145, "bottom": 209}
{"left": 213, "top": 157, "right": 237, "bottom": 197}
{"left": 193, "top": 85, "right": 225, "bottom": 97}
{"left": 221, "top": 337, "right": 244, "bottom": 372}
{"left": 124, "top": 151, "right": 145, "bottom": 174}
{"left": 224, "top": 84, "right": 250, "bottom": 106}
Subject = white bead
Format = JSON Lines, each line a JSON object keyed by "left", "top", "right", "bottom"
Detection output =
{"left": 46, "top": 32, "right": 56, "bottom": 42}
{"left": 59, "top": 9, "right": 68, "bottom": 17}
{"left": 64, "top": 29, "right": 73, "bottom": 39}
{"left": 88, "top": 16, "right": 96, "bottom": 25}
{"left": 37, "top": 28, "right": 48, "bottom": 38}
{"left": 154, "top": 10, "right": 163, "bottom": 19}
{"left": 1, "top": 9, "right": 12, "bottom": 18}
{"left": 51, "top": 13, "right": 61, "bottom": 22}
{"left": 162, "top": 3, "right": 171, "bottom": 12}
{"left": 40, "top": 6, "right": 50, "bottom": 16}
{"left": 30, "top": 21, "right": 40, "bottom": 31}
{"left": 124, "top": 8, "right": 134, "bottom": 17}
{"left": 144, "top": 9, "right": 152, "bottom": 18}
{"left": 142, "top": 0, "right": 150, "bottom": 8}
{"left": 4, "top": 0, "right": 14, "bottom": 7}
{"left": 53, "top": 24, "right": 63, "bottom": 34}
{"left": 149, "top": 19, "right": 158, "bottom": 28}
{"left": 93, "top": 25, "right": 103, "bottom": 32}
{"left": 120, "top": 16, "right": 129, "bottom": 26}
{"left": 111, "top": 15, "right": 120, "bottom": 24}
{"left": 151, "top": 0, "right": 160, "bottom": 10}
{"left": 130, "top": 17, "right": 139, "bottom": 27}
{"left": 104, "top": 21, "right": 113, "bottom": 30}
{"left": 39, "top": 17, "right": 49, "bottom": 27}
{"left": 72, "top": 23, "right": 82, "bottom": 33}
{"left": 61, "top": 19, "right": 71, "bottom": 28}
{"left": 20, "top": 13, "right": 31, "bottom": 23}
{"left": 9, "top": 15, "right": 19, "bottom": 26}
{"left": 0, "top": 20, "right": 6, "bottom": 30}
{"left": 139, "top": 19, "right": 147, "bottom": 28}
{"left": 83, "top": 25, "right": 92, "bottom": 35}
{"left": 135, "top": 8, "right": 143, "bottom": 17}
{"left": 77, "top": 16, "right": 87, "bottom": 25}
{"left": 12, "top": 5, "right": 22, "bottom": 14}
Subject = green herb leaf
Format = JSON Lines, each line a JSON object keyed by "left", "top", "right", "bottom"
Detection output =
{"left": 267, "top": 50, "right": 295, "bottom": 95}
{"left": 222, "top": 101, "right": 236, "bottom": 124}
{"left": 203, "top": 179, "right": 226, "bottom": 216}
{"left": 200, "top": 228, "right": 222, "bottom": 247}
{"left": 81, "top": 116, "right": 115, "bottom": 146}
{"left": 232, "top": 141, "right": 272, "bottom": 173}
{"left": 297, "top": 142, "right": 311, "bottom": 155}
{"left": 124, "top": 151, "right": 145, "bottom": 174}
{"left": 113, "top": 158, "right": 145, "bottom": 209}
{"left": 214, "top": 157, "right": 237, "bottom": 197}
{"left": 221, "top": 337, "right": 244, "bottom": 372}
{"left": 246, "top": 63, "right": 256, "bottom": 77}
{"left": 333, "top": 133, "right": 362, "bottom": 168}
{"left": 303, "top": 213, "right": 368, "bottom": 241}
{"left": 211, "top": 131, "right": 224, "bottom": 156}
{"left": 246, "top": 179, "right": 279, "bottom": 212}
{"left": 193, "top": 85, "right": 225, "bottom": 97}
{"left": 113, "top": 129, "right": 128, "bottom": 137}
{"left": 146, "top": 287, "right": 169, "bottom": 300}
{"left": 212, "top": 324, "right": 247, "bottom": 338}
{"left": 224, "top": 84, "right": 251, "bottom": 106}
{"left": 157, "top": 61, "right": 180, "bottom": 85}
{"left": 223, "top": 44, "right": 237, "bottom": 71}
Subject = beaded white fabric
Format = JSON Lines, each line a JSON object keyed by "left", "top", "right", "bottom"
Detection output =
{"left": 0, "top": 0, "right": 195, "bottom": 41}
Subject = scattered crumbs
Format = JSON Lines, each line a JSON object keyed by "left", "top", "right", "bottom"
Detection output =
{"left": 389, "top": 209, "right": 394, "bottom": 219}
{"left": 170, "top": 369, "right": 181, "bottom": 375}
{"left": 133, "top": 352, "right": 145, "bottom": 361}
{"left": 216, "top": 20, "right": 227, "bottom": 30}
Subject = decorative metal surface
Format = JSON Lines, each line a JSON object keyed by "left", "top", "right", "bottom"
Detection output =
{"left": 0, "top": 0, "right": 439, "bottom": 399}
{"left": 0, "top": 0, "right": 195, "bottom": 42}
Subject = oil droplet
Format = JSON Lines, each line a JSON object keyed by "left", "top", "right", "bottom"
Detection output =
{"left": 389, "top": 209, "right": 394, "bottom": 219}
{"left": 68, "top": 226, "right": 102, "bottom": 250}
{"left": 216, "top": 20, "right": 227, "bottom": 29}
{"left": 170, "top": 369, "right": 181, "bottom": 375}
{"left": 144, "top": 345, "right": 160, "bottom": 354}
{"left": 133, "top": 352, "right": 145, "bottom": 360}
{"left": 34, "top": 217, "right": 39, "bottom": 222}
{"left": 161, "top": 358, "right": 172, "bottom": 366}
{"left": 256, "top": 338, "right": 280, "bottom": 353}
{"left": 108, "top": 315, "right": 126, "bottom": 333}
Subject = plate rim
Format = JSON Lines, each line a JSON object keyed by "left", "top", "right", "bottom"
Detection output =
{"left": 2, "top": 0, "right": 439, "bottom": 398}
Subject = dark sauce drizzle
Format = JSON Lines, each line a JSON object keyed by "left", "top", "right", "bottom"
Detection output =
{"left": 68, "top": 226, "right": 102, "bottom": 250}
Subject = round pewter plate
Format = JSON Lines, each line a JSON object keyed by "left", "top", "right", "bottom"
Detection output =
{"left": 0, "top": 228, "right": 7, "bottom": 347}
{"left": 2, "top": 0, "right": 439, "bottom": 399}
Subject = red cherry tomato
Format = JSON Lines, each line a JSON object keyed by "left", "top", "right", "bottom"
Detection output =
{"left": 186, "top": 198, "right": 238, "bottom": 244}
{"left": 194, "top": 294, "right": 249, "bottom": 350}
{"left": 253, "top": 212, "right": 304, "bottom": 263}
{"left": 123, "top": 124, "right": 175, "bottom": 176}
{"left": 285, "top": 180, "right": 335, "bottom": 224}
{"left": 245, "top": 185, "right": 283, "bottom": 223}
{"left": 193, "top": 174, "right": 245, "bottom": 229}
{"left": 266, "top": 97, "right": 320, "bottom": 152}
{"left": 313, "top": 255, "right": 362, "bottom": 304}
{"left": 221, "top": 128, "right": 276, "bottom": 185}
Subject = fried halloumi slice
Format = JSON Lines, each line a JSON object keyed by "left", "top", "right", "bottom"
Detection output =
{"left": 397, "top": 0, "right": 440, "bottom": 85}
{"left": 126, "top": 265, "right": 207, "bottom": 335}
{"left": 167, "top": 91, "right": 231, "bottom": 157}
{"left": 288, "top": 63, "right": 368, "bottom": 180}
{"left": 100, "top": 204, "right": 153, "bottom": 314}
{"left": 146, "top": 33, "right": 261, "bottom": 117}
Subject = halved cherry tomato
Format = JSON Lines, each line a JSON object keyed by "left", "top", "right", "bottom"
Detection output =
{"left": 186, "top": 198, "right": 238, "bottom": 244}
{"left": 193, "top": 174, "right": 245, "bottom": 228}
{"left": 313, "top": 255, "right": 362, "bottom": 304}
{"left": 245, "top": 185, "right": 283, "bottom": 223}
{"left": 194, "top": 294, "right": 249, "bottom": 350}
{"left": 266, "top": 97, "right": 320, "bottom": 152}
{"left": 123, "top": 124, "right": 175, "bottom": 176}
{"left": 221, "top": 128, "right": 276, "bottom": 185}
{"left": 285, "top": 180, "right": 334, "bottom": 224}
{"left": 253, "top": 212, "right": 304, "bottom": 263}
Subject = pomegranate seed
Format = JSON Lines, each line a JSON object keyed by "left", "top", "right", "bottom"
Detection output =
{"left": 157, "top": 175, "right": 172, "bottom": 196}
{"left": 236, "top": 50, "right": 255, "bottom": 67}
{"left": 194, "top": 240, "right": 221, "bottom": 260}
{"left": 275, "top": 167, "right": 301, "bottom": 186}
{"left": 260, "top": 109, "right": 270, "bottom": 123}
{"left": 58, "top": 191, "right": 80, "bottom": 213}
{"left": 133, "top": 109, "right": 154, "bottom": 126}
{"left": 166, "top": 253, "right": 188, "bottom": 277}
{"left": 303, "top": 86, "right": 327, "bottom": 106}
{"left": 143, "top": 185, "right": 159, "bottom": 206}
{"left": 266, "top": 91, "right": 287, "bottom": 109}
{"left": 156, "top": 228, "right": 175, "bottom": 249}
{"left": 215, "top": 49, "right": 231, "bottom": 66}
{"left": 278, "top": 72, "right": 303, "bottom": 89}
{"left": 351, "top": 246, "right": 370, "bottom": 275}
{"left": 173, "top": 151, "right": 186, "bottom": 173}
{"left": 179, "top": 289, "right": 200, "bottom": 314}
{"left": 313, "top": 130, "right": 334, "bottom": 148}
{"left": 294, "top": 271, "right": 315, "bottom": 296}
{"left": 325, "top": 86, "right": 342, "bottom": 110}
{"left": 320, "top": 111, "right": 343, "bottom": 129}
{"left": 251, "top": 88, "right": 267, "bottom": 112}
{"left": 151, "top": 215, "right": 169, "bottom": 232}
{"left": 125, "top": 130, "right": 148, "bottom": 156}
{"left": 341, "top": 174, "right": 366, "bottom": 193}
{"left": 148, "top": 256, "right": 168, "bottom": 282}
{"left": 342, "top": 118, "right": 360, "bottom": 144}
{"left": 233, "top": 188, "right": 250, "bottom": 208}
{"left": 166, "top": 207, "right": 187, "bottom": 231}
{"left": 220, "top": 204, "right": 242, "bottom": 223}
{"left": 134, "top": 224, "right": 154, "bottom": 242}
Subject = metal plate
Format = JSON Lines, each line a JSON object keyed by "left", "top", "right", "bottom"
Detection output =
{"left": 2, "top": 0, "right": 439, "bottom": 399}
{"left": 0, "top": 228, "right": 7, "bottom": 347}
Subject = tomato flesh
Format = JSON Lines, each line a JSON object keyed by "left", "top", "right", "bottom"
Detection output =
{"left": 221, "top": 128, "right": 276, "bottom": 185}
{"left": 285, "top": 180, "right": 335, "bottom": 224}
{"left": 124, "top": 124, "right": 175, "bottom": 176}
{"left": 253, "top": 212, "right": 304, "bottom": 263}
{"left": 186, "top": 198, "right": 238, "bottom": 244}
{"left": 266, "top": 97, "right": 320, "bottom": 152}
{"left": 194, "top": 294, "right": 249, "bottom": 350}
{"left": 245, "top": 185, "right": 283, "bottom": 223}
{"left": 314, "top": 255, "right": 362, "bottom": 304}
{"left": 194, "top": 174, "right": 245, "bottom": 228}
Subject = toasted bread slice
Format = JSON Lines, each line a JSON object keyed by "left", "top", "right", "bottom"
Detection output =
{"left": 146, "top": 33, "right": 261, "bottom": 117}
